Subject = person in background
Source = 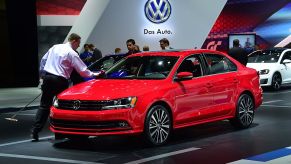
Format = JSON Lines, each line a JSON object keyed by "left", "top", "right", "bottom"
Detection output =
{"left": 125, "top": 39, "right": 140, "bottom": 56}
{"left": 244, "top": 37, "right": 254, "bottom": 54}
{"left": 134, "top": 45, "right": 140, "bottom": 52}
{"left": 143, "top": 45, "right": 149, "bottom": 51}
{"left": 79, "top": 44, "right": 93, "bottom": 66}
{"left": 159, "top": 38, "right": 173, "bottom": 50}
{"left": 88, "top": 44, "right": 102, "bottom": 63}
{"left": 244, "top": 37, "right": 252, "bottom": 49}
{"left": 114, "top": 47, "right": 121, "bottom": 54}
{"left": 228, "top": 39, "right": 248, "bottom": 66}
{"left": 31, "top": 33, "right": 100, "bottom": 142}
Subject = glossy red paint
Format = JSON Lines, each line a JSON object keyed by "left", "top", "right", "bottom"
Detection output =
{"left": 50, "top": 49, "right": 262, "bottom": 140}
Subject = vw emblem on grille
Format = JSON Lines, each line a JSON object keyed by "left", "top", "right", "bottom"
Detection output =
{"left": 144, "top": 0, "right": 172, "bottom": 24}
{"left": 72, "top": 100, "right": 81, "bottom": 110}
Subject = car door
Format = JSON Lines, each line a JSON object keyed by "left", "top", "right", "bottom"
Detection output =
{"left": 174, "top": 54, "right": 213, "bottom": 125}
{"left": 279, "top": 51, "right": 291, "bottom": 84}
{"left": 203, "top": 53, "right": 239, "bottom": 117}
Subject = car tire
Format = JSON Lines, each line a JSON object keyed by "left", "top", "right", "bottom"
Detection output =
{"left": 144, "top": 105, "right": 172, "bottom": 146}
{"left": 271, "top": 72, "right": 282, "bottom": 91}
{"left": 230, "top": 94, "right": 254, "bottom": 129}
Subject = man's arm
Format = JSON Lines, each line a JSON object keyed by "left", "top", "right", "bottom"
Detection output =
{"left": 39, "top": 49, "right": 51, "bottom": 78}
{"left": 71, "top": 52, "right": 101, "bottom": 78}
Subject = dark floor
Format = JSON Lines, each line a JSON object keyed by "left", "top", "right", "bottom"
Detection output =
{"left": 0, "top": 86, "right": 291, "bottom": 164}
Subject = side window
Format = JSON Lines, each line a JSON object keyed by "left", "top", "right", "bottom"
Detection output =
{"left": 204, "top": 53, "right": 237, "bottom": 75}
{"left": 224, "top": 57, "right": 237, "bottom": 71}
{"left": 177, "top": 55, "right": 203, "bottom": 78}
{"left": 281, "top": 52, "right": 291, "bottom": 62}
{"left": 102, "top": 57, "right": 115, "bottom": 70}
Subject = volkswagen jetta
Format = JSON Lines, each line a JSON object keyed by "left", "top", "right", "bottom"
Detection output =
{"left": 50, "top": 49, "right": 262, "bottom": 145}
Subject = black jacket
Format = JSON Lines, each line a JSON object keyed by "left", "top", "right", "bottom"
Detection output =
{"left": 228, "top": 47, "right": 248, "bottom": 66}
{"left": 91, "top": 48, "right": 102, "bottom": 63}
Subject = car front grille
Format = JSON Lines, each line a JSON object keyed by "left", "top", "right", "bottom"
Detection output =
{"left": 58, "top": 99, "right": 107, "bottom": 111}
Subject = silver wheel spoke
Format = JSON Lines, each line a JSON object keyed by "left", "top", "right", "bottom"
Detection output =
{"left": 149, "top": 125, "right": 157, "bottom": 129}
{"left": 161, "top": 124, "right": 170, "bottom": 128}
{"left": 151, "top": 114, "right": 158, "bottom": 124}
{"left": 159, "top": 130, "right": 163, "bottom": 143}
{"left": 150, "top": 129, "right": 158, "bottom": 137}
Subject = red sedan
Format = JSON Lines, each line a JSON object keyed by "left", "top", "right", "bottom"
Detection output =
{"left": 50, "top": 49, "right": 262, "bottom": 146}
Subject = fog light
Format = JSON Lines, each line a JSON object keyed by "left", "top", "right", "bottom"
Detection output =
{"left": 260, "top": 79, "right": 268, "bottom": 84}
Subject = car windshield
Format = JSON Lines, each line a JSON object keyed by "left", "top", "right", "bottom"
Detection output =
{"left": 88, "top": 54, "right": 126, "bottom": 71}
{"left": 248, "top": 50, "right": 282, "bottom": 63}
{"left": 103, "top": 56, "right": 179, "bottom": 79}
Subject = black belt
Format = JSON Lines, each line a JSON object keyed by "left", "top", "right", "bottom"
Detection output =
{"left": 45, "top": 72, "right": 67, "bottom": 82}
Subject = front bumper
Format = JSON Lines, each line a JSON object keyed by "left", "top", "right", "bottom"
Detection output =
{"left": 259, "top": 74, "right": 272, "bottom": 87}
{"left": 49, "top": 106, "right": 143, "bottom": 136}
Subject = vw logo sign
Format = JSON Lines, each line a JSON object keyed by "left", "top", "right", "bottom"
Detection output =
{"left": 144, "top": 0, "right": 172, "bottom": 24}
{"left": 72, "top": 100, "right": 81, "bottom": 110}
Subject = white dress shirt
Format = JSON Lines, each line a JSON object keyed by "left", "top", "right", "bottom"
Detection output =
{"left": 40, "top": 42, "right": 94, "bottom": 79}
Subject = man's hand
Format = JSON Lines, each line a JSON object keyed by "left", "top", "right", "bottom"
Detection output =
{"left": 92, "top": 72, "right": 101, "bottom": 77}
{"left": 92, "top": 70, "right": 105, "bottom": 78}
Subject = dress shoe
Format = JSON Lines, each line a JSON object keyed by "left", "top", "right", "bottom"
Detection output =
{"left": 31, "top": 133, "right": 39, "bottom": 142}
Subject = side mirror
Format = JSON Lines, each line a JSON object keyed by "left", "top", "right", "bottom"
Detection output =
{"left": 282, "top": 59, "right": 291, "bottom": 64}
{"left": 175, "top": 72, "right": 193, "bottom": 81}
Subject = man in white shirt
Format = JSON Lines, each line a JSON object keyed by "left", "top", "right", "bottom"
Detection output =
{"left": 31, "top": 33, "right": 99, "bottom": 141}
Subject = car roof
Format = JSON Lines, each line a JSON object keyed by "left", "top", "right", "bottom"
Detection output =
{"left": 258, "top": 48, "right": 290, "bottom": 54}
{"left": 266, "top": 47, "right": 287, "bottom": 51}
{"left": 104, "top": 53, "right": 127, "bottom": 57}
{"left": 128, "top": 49, "right": 224, "bottom": 58}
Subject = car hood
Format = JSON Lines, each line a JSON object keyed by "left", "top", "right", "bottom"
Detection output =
{"left": 247, "top": 63, "right": 277, "bottom": 71}
{"left": 58, "top": 79, "right": 166, "bottom": 100}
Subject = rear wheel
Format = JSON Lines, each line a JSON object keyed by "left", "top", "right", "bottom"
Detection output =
{"left": 144, "top": 105, "right": 172, "bottom": 146}
{"left": 271, "top": 72, "right": 282, "bottom": 90}
{"left": 230, "top": 94, "right": 254, "bottom": 129}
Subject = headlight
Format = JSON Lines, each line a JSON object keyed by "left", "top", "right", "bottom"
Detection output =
{"left": 102, "top": 97, "right": 137, "bottom": 110}
{"left": 259, "top": 69, "right": 270, "bottom": 75}
{"left": 53, "top": 96, "right": 59, "bottom": 108}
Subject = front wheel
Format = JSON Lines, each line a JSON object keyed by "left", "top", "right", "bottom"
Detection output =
{"left": 230, "top": 94, "right": 254, "bottom": 129}
{"left": 271, "top": 73, "right": 282, "bottom": 90}
{"left": 144, "top": 105, "right": 172, "bottom": 146}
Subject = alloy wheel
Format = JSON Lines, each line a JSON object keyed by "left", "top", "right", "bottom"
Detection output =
{"left": 272, "top": 73, "right": 281, "bottom": 90}
{"left": 146, "top": 105, "right": 171, "bottom": 145}
{"left": 238, "top": 94, "right": 254, "bottom": 127}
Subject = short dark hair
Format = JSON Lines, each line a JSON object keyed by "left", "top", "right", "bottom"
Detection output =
{"left": 68, "top": 33, "right": 81, "bottom": 42}
{"left": 233, "top": 39, "right": 240, "bottom": 47}
{"left": 126, "top": 39, "right": 135, "bottom": 45}
{"left": 114, "top": 47, "right": 121, "bottom": 53}
{"left": 159, "top": 38, "right": 169, "bottom": 45}
{"left": 143, "top": 46, "right": 149, "bottom": 51}
{"left": 83, "top": 44, "right": 89, "bottom": 48}
{"left": 88, "top": 44, "right": 95, "bottom": 49}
